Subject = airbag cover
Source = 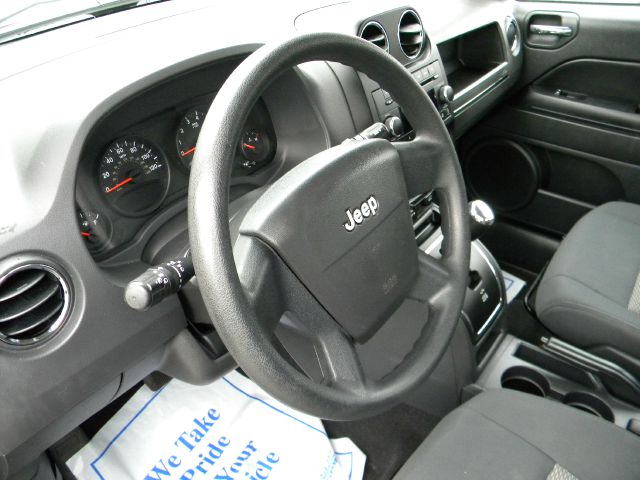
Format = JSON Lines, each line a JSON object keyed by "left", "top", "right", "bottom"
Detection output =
{"left": 239, "top": 139, "right": 417, "bottom": 341}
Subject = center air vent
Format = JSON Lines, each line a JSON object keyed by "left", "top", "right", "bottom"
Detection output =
{"left": 359, "top": 21, "right": 389, "bottom": 51}
{"left": 0, "top": 264, "right": 70, "bottom": 346}
{"left": 398, "top": 10, "right": 425, "bottom": 59}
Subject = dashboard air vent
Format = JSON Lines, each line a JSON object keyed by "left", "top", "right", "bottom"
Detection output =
{"left": 0, "top": 264, "right": 70, "bottom": 346}
{"left": 359, "top": 21, "right": 389, "bottom": 51}
{"left": 398, "top": 10, "right": 425, "bottom": 59}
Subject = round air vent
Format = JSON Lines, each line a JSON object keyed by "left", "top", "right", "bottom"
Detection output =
{"left": 398, "top": 10, "right": 425, "bottom": 59}
{"left": 505, "top": 17, "right": 521, "bottom": 54}
{"left": 359, "top": 21, "right": 389, "bottom": 51}
{"left": 0, "top": 264, "right": 70, "bottom": 346}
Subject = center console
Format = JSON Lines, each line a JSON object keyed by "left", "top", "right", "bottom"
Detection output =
{"left": 350, "top": 6, "right": 512, "bottom": 349}
{"left": 355, "top": 8, "right": 455, "bottom": 135}
{"left": 352, "top": 8, "right": 522, "bottom": 139}
{"left": 415, "top": 198, "right": 506, "bottom": 346}
{"left": 294, "top": 2, "right": 525, "bottom": 416}
{"left": 476, "top": 334, "right": 640, "bottom": 434}
{"left": 362, "top": 56, "right": 453, "bottom": 128}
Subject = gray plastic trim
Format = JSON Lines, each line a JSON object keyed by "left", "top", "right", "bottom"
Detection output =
{"left": 505, "top": 16, "right": 522, "bottom": 55}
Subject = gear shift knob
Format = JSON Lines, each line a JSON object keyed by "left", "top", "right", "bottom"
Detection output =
{"left": 469, "top": 200, "right": 495, "bottom": 241}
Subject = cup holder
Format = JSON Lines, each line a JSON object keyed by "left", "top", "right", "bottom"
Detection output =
{"left": 563, "top": 392, "right": 614, "bottom": 422}
{"left": 501, "top": 366, "right": 550, "bottom": 397}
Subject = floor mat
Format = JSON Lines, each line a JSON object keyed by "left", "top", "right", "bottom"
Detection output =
{"left": 67, "top": 370, "right": 365, "bottom": 480}
{"left": 324, "top": 404, "right": 440, "bottom": 480}
{"left": 502, "top": 270, "right": 527, "bottom": 304}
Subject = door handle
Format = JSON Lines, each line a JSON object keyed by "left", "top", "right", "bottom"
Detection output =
{"left": 529, "top": 24, "right": 573, "bottom": 37}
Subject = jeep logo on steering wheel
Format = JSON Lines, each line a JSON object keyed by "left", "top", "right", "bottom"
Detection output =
{"left": 343, "top": 195, "right": 379, "bottom": 232}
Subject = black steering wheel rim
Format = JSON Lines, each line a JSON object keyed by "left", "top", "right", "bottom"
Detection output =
{"left": 188, "top": 32, "right": 470, "bottom": 420}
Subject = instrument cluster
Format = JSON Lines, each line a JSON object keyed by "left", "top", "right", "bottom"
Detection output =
{"left": 76, "top": 94, "right": 276, "bottom": 258}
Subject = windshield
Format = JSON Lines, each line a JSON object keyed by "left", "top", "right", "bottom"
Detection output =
{"left": 0, "top": 0, "right": 166, "bottom": 44}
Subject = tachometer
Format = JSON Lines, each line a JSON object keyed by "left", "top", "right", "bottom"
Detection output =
{"left": 176, "top": 108, "right": 206, "bottom": 169}
{"left": 99, "top": 136, "right": 169, "bottom": 216}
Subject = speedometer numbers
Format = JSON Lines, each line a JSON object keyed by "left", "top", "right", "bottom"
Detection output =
{"left": 99, "top": 136, "right": 169, "bottom": 216}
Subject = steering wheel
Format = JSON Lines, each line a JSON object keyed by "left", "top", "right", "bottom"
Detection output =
{"left": 188, "top": 33, "right": 470, "bottom": 421}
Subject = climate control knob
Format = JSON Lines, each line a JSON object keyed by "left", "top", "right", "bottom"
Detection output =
{"left": 384, "top": 116, "right": 404, "bottom": 137}
{"left": 438, "top": 85, "right": 455, "bottom": 104}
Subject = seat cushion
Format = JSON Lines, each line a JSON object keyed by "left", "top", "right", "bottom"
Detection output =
{"left": 535, "top": 202, "right": 640, "bottom": 357}
{"left": 394, "top": 389, "right": 640, "bottom": 480}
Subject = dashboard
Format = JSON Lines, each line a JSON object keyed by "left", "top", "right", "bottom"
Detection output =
{"left": 0, "top": 0, "right": 521, "bottom": 477}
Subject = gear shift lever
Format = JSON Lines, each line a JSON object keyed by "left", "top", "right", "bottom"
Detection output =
{"left": 469, "top": 200, "right": 495, "bottom": 241}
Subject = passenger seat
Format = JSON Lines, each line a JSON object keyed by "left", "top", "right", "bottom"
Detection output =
{"left": 535, "top": 202, "right": 640, "bottom": 361}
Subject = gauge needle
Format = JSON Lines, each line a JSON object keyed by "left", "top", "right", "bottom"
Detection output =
{"left": 243, "top": 143, "right": 256, "bottom": 150}
{"left": 181, "top": 146, "right": 196, "bottom": 157}
{"left": 81, "top": 232, "right": 90, "bottom": 237}
{"left": 106, "top": 176, "right": 134, "bottom": 193}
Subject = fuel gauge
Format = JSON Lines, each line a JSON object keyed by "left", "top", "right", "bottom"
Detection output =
{"left": 79, "top": 210, "right": 111, "bottom": 253}
{"left": 239, "top": 129, "right": 272, "bottom": 170}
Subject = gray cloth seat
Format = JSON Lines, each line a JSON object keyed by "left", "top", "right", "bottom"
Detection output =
{"left": 535, "top": 201, "right": 640, "bottom": 357}
{"left": 394, "top": 389, "right": 640, "bottom": 480}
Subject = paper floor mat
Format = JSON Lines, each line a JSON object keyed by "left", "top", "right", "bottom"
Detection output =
{"left": 503, "top": 270, "right": 526, "bottom": 304}
{"left": 68, "top": 370, "right": 365, "bottom": 480}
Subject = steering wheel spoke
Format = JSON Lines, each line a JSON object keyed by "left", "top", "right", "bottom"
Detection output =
{"left": 394, "top": 137, "right": 448, "bottom": 198}
{"left": 236, "top": 233, "right": 367, "bottom": 390}
{"left": 276, "top": 309, "right": 367, "bottom": 389}
{"left": 234, "top": 236, "right": 286, "bottom": 335}
{"left": 314, "top": 322, "right": 367, "bottom": 390}
{"left": 410, "top": 250, "right": 457, "bottom": 311}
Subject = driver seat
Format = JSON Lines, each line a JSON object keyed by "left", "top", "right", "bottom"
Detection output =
{"left": 394, "top": 389, "right": 640, "bottom": 479}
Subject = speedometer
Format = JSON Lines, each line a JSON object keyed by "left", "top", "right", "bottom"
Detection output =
{"left": 98, "top": 136, "right": 169, "bottom": 216}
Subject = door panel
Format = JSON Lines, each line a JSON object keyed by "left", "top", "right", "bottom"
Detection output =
{"left": 528, "top": 59, "right": 640, "bottom": 133}
{"left": 459, "top": 1, "right": 640, "bottom": 237}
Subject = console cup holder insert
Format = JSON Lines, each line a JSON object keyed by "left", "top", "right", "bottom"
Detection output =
{"left": 501, "top": 366, "right": 550, "bottom": 397}
{"left": 563, "top": 392, "right": 615, "bottom": 422}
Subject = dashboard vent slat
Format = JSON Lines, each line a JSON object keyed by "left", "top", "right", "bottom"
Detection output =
{"left": 398, "top": 10, "right": 425, "bottom": 59}
{"left": 0, "top": 279, "right": 60, "bottom": 323}
{"left": 0, "top": 264, "right": 70, "bottom": 345}
{"left": 0, "top": 269, "right": 46, "bottom": 302}
{"left": 399, "top": 23, "right": 423, "bottom": 35}
{"left": 359, "top": 21, "right": 389, "bottom": 51}
{"left": 3, "top": 300, "right": 63, "bottom": 338}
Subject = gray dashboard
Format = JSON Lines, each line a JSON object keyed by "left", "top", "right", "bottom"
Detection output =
{"left": 0, "top": 0, "right": 521, "bottom": 477}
